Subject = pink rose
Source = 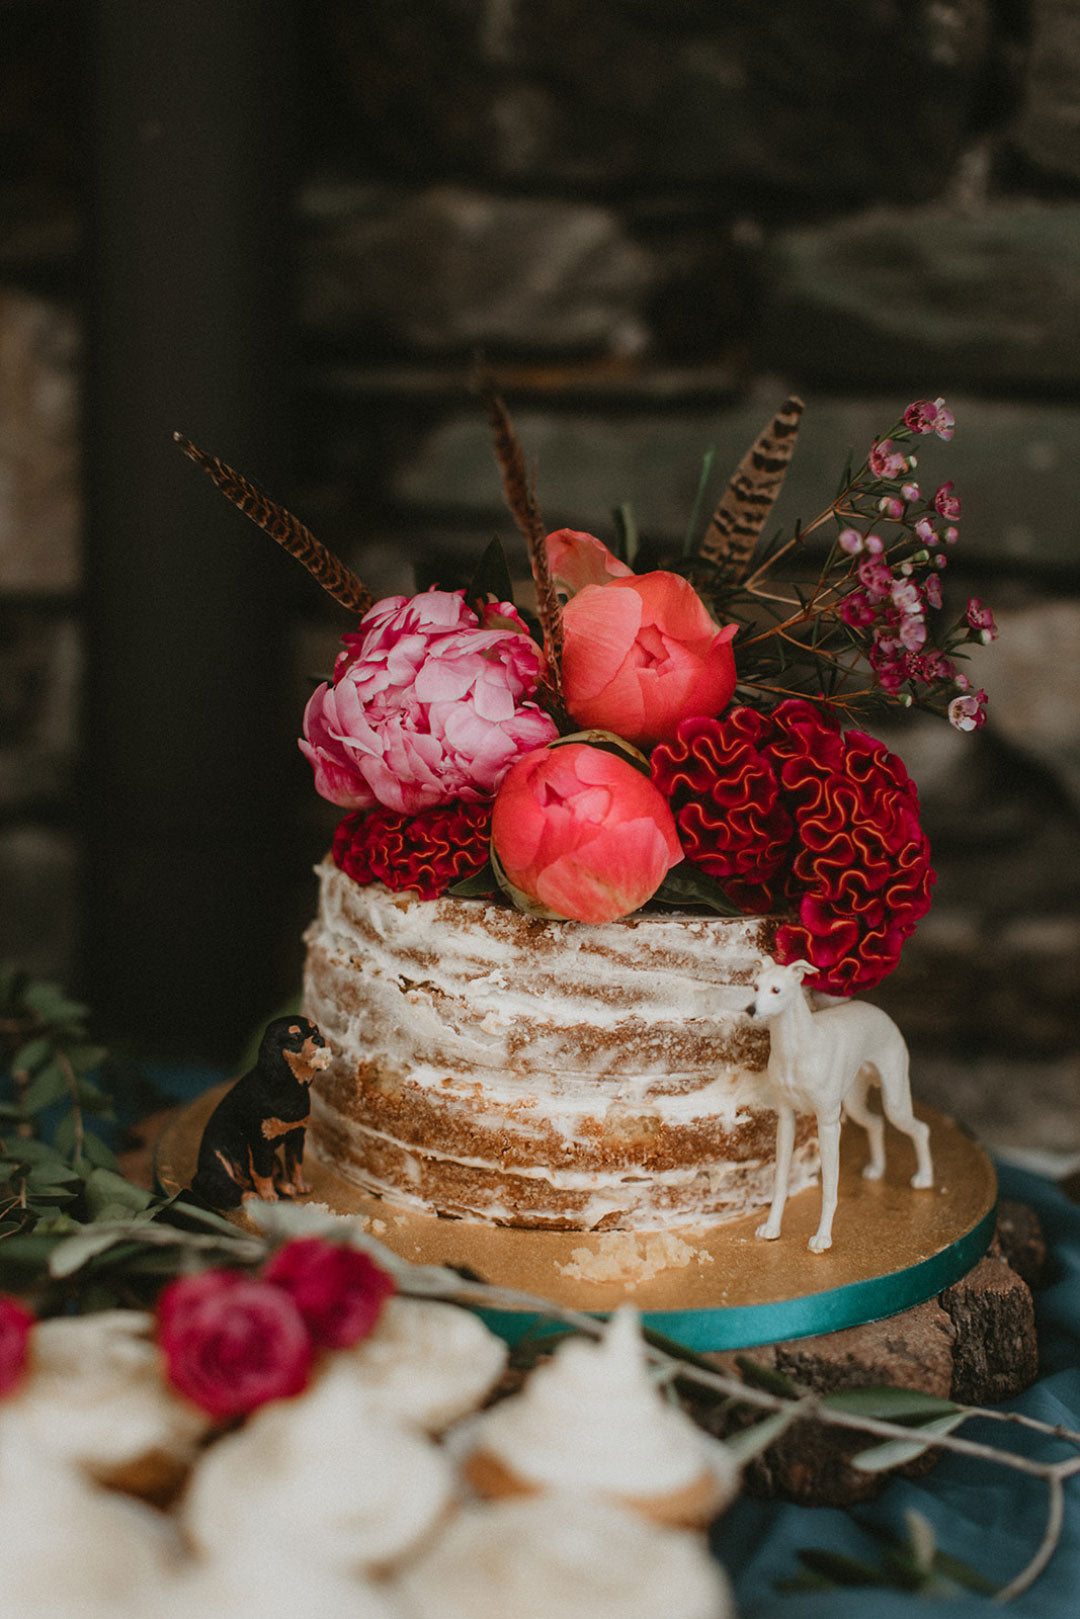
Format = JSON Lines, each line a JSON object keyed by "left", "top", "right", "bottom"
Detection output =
{"left": 559, "top": 573, "right": 738, "bottom": 748}
{"left": 0, "top": 1295, "right": 34, "bottom": 1397}
{"left": 157, "top": 1270, "right": 314, "bottom": 1419}
{"left": 262, "top": 1238, "right": 396, "bottom": 1349}
{"left": 300, "top": 589, "right": 558, "bottom": 814}
{"left": 491, "top": 740, "right": 683, "bottom": 923}
{"left": 545, "top": 528, "right": 634, "bottom": 595}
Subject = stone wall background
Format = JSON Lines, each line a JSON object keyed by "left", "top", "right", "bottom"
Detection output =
{"left": 1, "top": 1, "right": 1078, "bottom": 1155}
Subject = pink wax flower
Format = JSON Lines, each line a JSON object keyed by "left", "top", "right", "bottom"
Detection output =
{"left": 839, "top": 590, "right": 875, "bottom": 628}
{"left": 948, "top": 688, "right": 989, "bottom": 732}
{"left": 491, "top": 739, "right": 683, "bottom": 924}
{"left": 838, "top": 527, "right": 864, "bottom": 556}
{"left": 934, "top": 481, "right": 962, "bottom": 521}
{"left": 300, "top": 589, "right": 557, "bottom": 814}
{"left": 966, "top": 597, "right": 998, "bottom": 641}
{"left": 559, "top": 572, "right": 737, "bottom": 748}
{"left": 157, "top": 1271, "right": 314, "bottom": 1420}
{"left": 0, "top": 1295, "right": 34, "bottom": 1397}
{"left": 914, "top": 516, "right": 936, "bottom": 545}
{"left": 868, "top": 439, "right": 908, "bottom": 479}
{"left": 857, "top": 557, "right": 894, "bottom": 603}
{"left": 262, "top": 1238, "right": 396, "bottom": 1350}
{"left": 545, "top": 528, "right": 634, "bottom": 595}
{"left": 904, "top": 397, "right": 955, "bottom": 440}
{"left": 877, "top": 496, "right": 905, "bottom": 520}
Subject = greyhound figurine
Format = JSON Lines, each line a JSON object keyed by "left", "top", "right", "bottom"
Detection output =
{"left": 749, "top": 957, "right": 933, "bottom": 1252}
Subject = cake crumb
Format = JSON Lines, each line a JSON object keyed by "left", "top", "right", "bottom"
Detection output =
{"left": 555, "top": 1231, "right": 714, "bottom": 1288}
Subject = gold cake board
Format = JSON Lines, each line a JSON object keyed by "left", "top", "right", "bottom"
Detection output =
{"left": 156, "top": 1088, "right": 996, "bottom": 1351}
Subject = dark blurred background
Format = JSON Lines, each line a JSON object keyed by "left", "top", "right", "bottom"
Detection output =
{"left": 1, "top": 1, "right": 1077, "bottom": 1160}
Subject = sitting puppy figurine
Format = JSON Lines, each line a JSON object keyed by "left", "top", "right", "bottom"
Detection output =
{"left": 189, "top": 1016, "right": 330, "bottom": 1209}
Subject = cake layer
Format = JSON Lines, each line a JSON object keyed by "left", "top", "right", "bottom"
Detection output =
{"left": 303, "top": 862, "right": 818, "bottom": 1229}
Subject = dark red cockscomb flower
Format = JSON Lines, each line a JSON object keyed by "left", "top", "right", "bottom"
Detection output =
{"left": 156, "top": 1270, "right": 314, "bottom": 1420}
{"left": 332, "top": 800, "right": 493, "bottom": 900}
{"left": 653, "top": 700, "right": 934, "bottom": 994}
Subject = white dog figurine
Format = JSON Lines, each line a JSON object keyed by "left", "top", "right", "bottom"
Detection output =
{"left": 749, "top": 957, "right": 933, "bottom": 1253}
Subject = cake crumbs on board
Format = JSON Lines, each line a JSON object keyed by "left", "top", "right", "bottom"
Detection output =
{"left": 555, "top": 1231, "right": 714, "bottom": 1289}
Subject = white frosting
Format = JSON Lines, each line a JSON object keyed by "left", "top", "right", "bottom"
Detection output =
{"left": 181, "top": 1371, "right": 452, "bottom": 1573}
{"left": 321, "top": 1296, "right": 507, "bottom": 1431}
{"left": 468, "top": 1307, "right": 734, "bottom": 1501}
{"left": 0, "top": 1310, "right": 209, "bottom": 1484}
{"left": 395, "top": 1493, "right": 734, "bottom": 1619}
{"left": 303, "top": 867, "right": 819, "bottom": 1228}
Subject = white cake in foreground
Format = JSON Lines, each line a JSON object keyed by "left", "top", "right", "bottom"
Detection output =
{"left": 302, "top": 860, "right": 817, "bottom": 1230}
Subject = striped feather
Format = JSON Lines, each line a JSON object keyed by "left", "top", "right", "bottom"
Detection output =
{"left": 697, "top": 396, "right": 804, "bottom": 577}
{"left": 173, "top": 433, "right": 374, "bottom": 617}
{"left": 479, "top": 383, "right": 565, "bottom": 708}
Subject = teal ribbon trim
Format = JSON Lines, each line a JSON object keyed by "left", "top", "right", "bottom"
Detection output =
{"left": 474, "top": 1201, "right": 998, "bottom": 1352}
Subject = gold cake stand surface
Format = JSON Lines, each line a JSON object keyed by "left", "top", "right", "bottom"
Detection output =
{"left": 157, "top": 1088, "right": 996, "bottom": 1351}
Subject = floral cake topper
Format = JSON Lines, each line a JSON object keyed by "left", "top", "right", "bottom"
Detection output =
{"left": 178, "top": 391, "right": 996, "bottom": 994}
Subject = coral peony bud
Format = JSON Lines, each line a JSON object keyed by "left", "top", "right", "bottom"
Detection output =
{"left": 545, "top": 528, "right": 634, "bottom": 595}
{"left": 491, "top": 739, "right": 683, "bottom": 924}
{"left": 559, "top": 573, "right": 737, "bottom": 748}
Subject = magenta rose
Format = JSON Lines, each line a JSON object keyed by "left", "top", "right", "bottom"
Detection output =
{"left": 157, "top": 1270, "right": 314, "bottom": 1420}
{"left": 300, "top": 589, "right": 558, "bottom": 814}
{"left": 0, "top": 1294, "right": 34, "bottom": 1397}
{"left": 262, "top": 1238, "right": 396, "bottom": 1349}
{"left": 491, "top": 738, "right": 683, "bottom": 923}
{"left": 559, "top": 572, "right": 738, "bottom": 748}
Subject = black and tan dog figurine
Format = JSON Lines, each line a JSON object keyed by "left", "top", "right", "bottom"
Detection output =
{"left": 189, "top": 1016, "right": 331, "bottom": 1209}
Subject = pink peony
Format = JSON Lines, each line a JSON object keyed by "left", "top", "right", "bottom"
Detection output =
{"left": 545, "top": 528, "right": 634, "bottom": 595}
{"left": 559, "top": 573, "right": 738, "bottom": 748}
{"left": 300, "top": 590, "right": 558, "bottom": 814}
{"left": 491, "top": 740, "right": 683, "bottom": 923}
{"left": 157, "top": 1270, "right": 314, "bottom": 1420}
{"left": 0, "top": 1295, "right": 33, "bottom": 1397}
{"left": 262, "top": 1238, "right": 396, "bottom": 1349}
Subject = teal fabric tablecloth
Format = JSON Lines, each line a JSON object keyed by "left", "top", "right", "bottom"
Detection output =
{"left": 716, "top": 1164, "right": 1080, "bottom": 1616}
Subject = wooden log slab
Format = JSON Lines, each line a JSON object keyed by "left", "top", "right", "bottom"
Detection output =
{"left": 704, "top": 1206, "right": 1041, "bottom": 1507}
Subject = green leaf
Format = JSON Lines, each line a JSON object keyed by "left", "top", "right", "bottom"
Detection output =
{"left": 22, "top": 984, "right": 89, "bottom": 1024}
{"left": 850, "top": 1409, "right": 966, "bottom": 1473}
{"left": 612, "top": 501, "right": 639, "bottom": 569}
{"left": 448, "top": 860, "right": 499, "bottom": 897}
{"left": 12, "top": 1036, "right": 52, "bottom": 1074}
{"left": 24, "top": 1157, "right": 82, "bottom": 1190}
{"left": 681, "top": 446, "right": 717, "bottom": 557}
{"left": 70, "top": 1077, "right": 115, "bottom": 1117}
{"left": 22, "top": 1062, "right": 70, "bottom": 1113}
{"left": 65, "top": 1044, "right": 109, "bottom": 1075}
{"left": 794, "top": 1548, "right": 891, "bottom": 1588}
{"left": 82, "top": 1167, "right": 155, "bottom": 1221}
{"left": 652, "top": 864, "right": 743, "bottom": 916}
{"left": 822, "top": 1387, "right": 961, "bottom": 1423}
{"left": 74, "top": 1131, "right": 119, "bottom": 1172}
{"left": 465, "top": 535, "right": 516, "bottom": 610}
{"left": 735, "top": 1355, "right": 802, "bottom": 1399}
{"left": 723, "top": 1406, "right": 800, "bottom": 1464}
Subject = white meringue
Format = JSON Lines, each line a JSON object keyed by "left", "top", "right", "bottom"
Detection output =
{"left": 0, "top": 1426, "right": 180, "bottom": 1618}
{"left": 155, "top": 1546, "right": 406, "bottom": 1619}
{"left": 395, "top": 1493, "right": 735, "bottom": 1619}
{"left": 318, "top": 1296, "right": 507, "bottom": 1431}
{"left": 181, "top": 1368, "right": 453, "bottom": 1573}
{"left": 466, "top": 1306, "right": 737, "bottom": 1507}
{"left": 0, "top": 1309, "right": 209, "bottom": 1493}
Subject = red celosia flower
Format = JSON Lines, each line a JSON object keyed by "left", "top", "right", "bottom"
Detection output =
{"left": 652, "top": 700, "right": 934, "bottom": 994}
{"left": 0, "top": 1294, "right": 34, "bottom": 1397}
{"left": 156, "top": 1270, "right": 314, "bottom": 1420}
{"left": 332, "top": 800, "right": 493, "bottom": 900}
{"left": 651, "top": 712, "right": 792, "bottom": 913}
{"left": 262, "top": 1238, "right": 396, "bottom": 1349}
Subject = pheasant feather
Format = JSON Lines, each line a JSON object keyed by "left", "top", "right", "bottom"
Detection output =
{"left": 698, "top": 396, "right": 804, "bottom": 579}
{"left": 173, "top": 433, "right": 374, "bottom": 617}
{"left": 480, "top": 382, "right": 565, "bottom": 705}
